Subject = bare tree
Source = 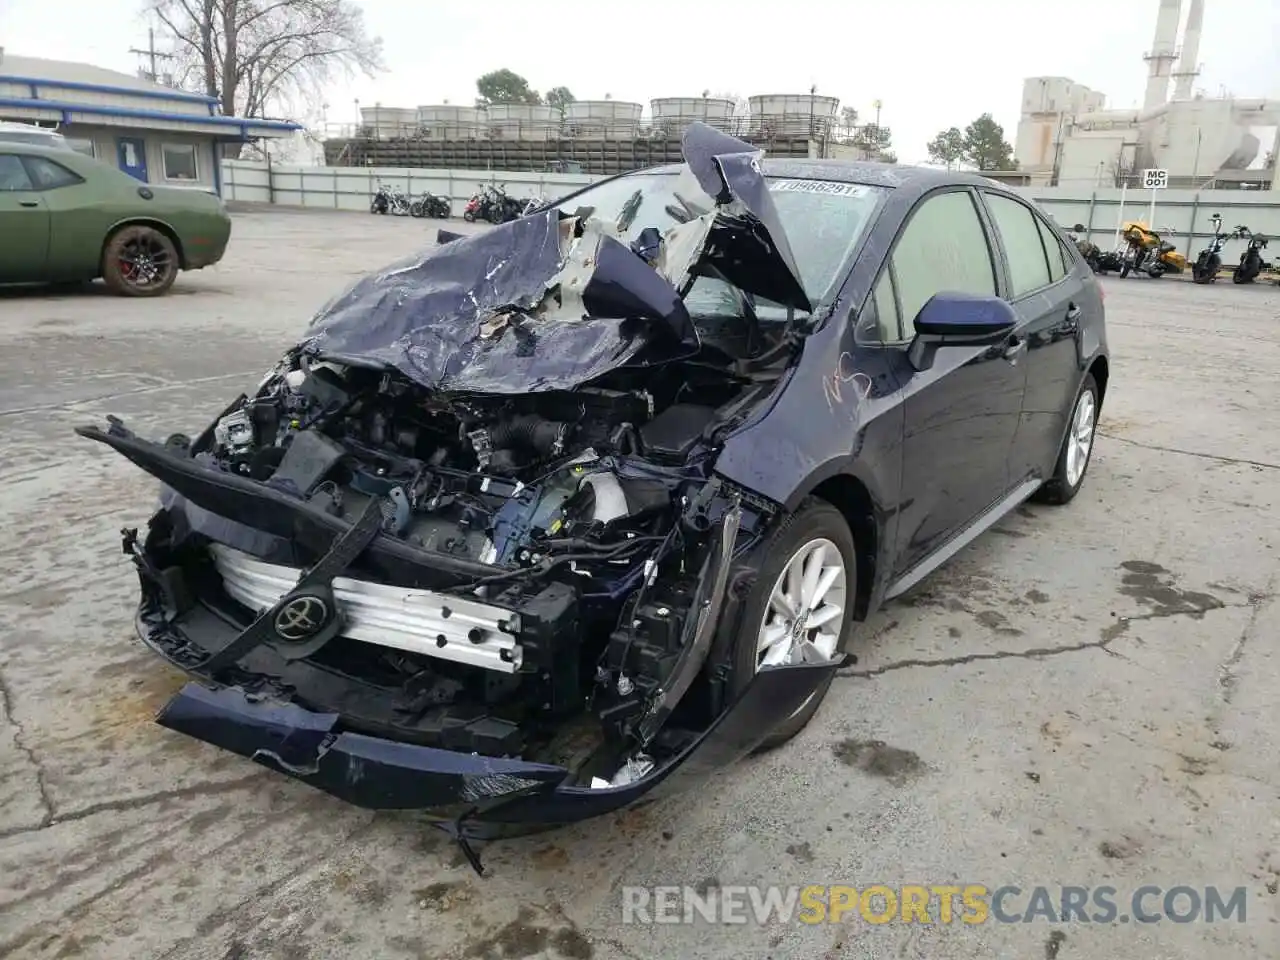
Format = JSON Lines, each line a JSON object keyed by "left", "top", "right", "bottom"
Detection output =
{"left": 151, "top": 0, "right": 384, "bottom": 122}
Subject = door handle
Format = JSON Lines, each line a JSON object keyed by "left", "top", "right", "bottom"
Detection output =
{"left": 1065, "top": 302, "right": 1082, "bottom": 325}
{"left": 1002, "top": 336, "right": 1027, "bottom": 363}
{"left": 19, "top": 200, "right": 38, "bottom": 208}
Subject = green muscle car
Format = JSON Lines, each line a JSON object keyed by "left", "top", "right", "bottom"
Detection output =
{"left": 0, "top": 140, "right": 231, "bottom": 296}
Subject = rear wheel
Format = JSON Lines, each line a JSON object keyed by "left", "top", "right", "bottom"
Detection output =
{"left": 1034, "top": 372, "right": 1099, "bottom": 506}
{"left": 730, "top": 499, "right": 856, "bottom": 751}
{"left": 102, "top": 225, "right": 179, "bottom": 297}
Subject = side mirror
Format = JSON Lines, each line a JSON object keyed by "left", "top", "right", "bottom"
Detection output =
{"left": 1072, "top": 223, "right": 1086, "bottom": 232}
{"left": 908, "top": 293, "right": 1017, "bottom": 372}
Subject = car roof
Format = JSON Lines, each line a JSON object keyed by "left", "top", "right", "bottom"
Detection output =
{"left": 0, "top": 139, "right": 71, "bottom": 155}
{"left": 0, "top": 123, "right": 66, "bottom": 137}
{"left": 636, "top": 157, "right": 1003, "bottom": 191}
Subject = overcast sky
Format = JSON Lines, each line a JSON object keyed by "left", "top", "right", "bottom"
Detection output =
{"left": 3, "top": 0, "right": 1278, "bottom": 162}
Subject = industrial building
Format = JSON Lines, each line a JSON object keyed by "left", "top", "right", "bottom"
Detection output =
{"left": 324, "top": 94, "right": 844, "bottom": 174}
{"left": 0, "top": 50, "right": 300, "bottom": 194}
{"left": 1014, "top": 0, "right": 1280, "bottom": 190}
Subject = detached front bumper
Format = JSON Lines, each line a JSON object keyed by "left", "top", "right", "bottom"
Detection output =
{"left": 135, "top": 565, "right": 841, "bottom": 836}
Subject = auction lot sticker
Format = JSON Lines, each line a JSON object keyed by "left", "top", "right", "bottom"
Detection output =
{"left": 770, "top": 179, "right": 872, "bottom": 197}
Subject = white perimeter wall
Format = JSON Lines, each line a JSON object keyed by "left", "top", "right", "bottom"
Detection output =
{"left": 222, "top": 160, "right": 1280, "bottom": 266}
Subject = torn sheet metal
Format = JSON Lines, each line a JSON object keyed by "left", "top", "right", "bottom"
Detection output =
{"left": 302, "top": 209, "right": 627, "bottom": 394}
{"left": 679, "top": 122, "right": 812, "bottom": 313}
{"left": 296, "top": 121, "right": 812, "bottom": 394}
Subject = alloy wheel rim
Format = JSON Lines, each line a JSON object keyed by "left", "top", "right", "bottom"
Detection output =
{"left": 1065, "top": 390, "right": 1096, "bottom": 488}
{"left": 119, "top": 236, "right": 172, "bottom": 288}
{"left": 757, "top": 537, "right": 847, "bottom": 672}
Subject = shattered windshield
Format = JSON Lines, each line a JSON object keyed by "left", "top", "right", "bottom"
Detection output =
{"left": 557, "top": 170, "right": 885, "bottom": 320}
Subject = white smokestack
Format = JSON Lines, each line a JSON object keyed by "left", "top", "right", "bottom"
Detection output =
{"left": 1173, "top": 0, "right": 1204, "bottom": 99}
{"left": 1143, "top": 0, "right": 1182, "bottom": 110}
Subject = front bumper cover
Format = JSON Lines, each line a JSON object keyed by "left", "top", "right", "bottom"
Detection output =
{"left": 139, "top": 595, "right": 841, "bottom": 837}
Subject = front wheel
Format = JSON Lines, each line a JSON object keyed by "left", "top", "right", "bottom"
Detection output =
{"left": 463, "top": 210, "right": 476, "bottom": 222}
{"left": 409, "top": 200, "right": 425, "bottom": 218}
{"left": 1033, "top": 372, "right": 1099, "bottom": 506}
{"left": 730, "top": 498, "right": 857, "bottom": 751}
{"left": 102, "top": 225, "right": 179, "bottom": 297}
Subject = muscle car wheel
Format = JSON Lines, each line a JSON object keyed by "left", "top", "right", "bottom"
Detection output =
{"left": 1034, "top": 372, "right": 1099, "bottom": 506}
{"left": 103, "top": 225, "right": 179, "bottom": 297}
{"left": 732, "top": 498, "right": 856, "bottom": 750}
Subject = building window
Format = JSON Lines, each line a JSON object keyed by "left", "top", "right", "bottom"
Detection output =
{"left": 162, "top": 143, "right": 198, "bottom": 181}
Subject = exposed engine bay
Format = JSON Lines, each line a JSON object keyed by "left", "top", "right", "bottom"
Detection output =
{"left": 123, "top": 332, "right": 782, "bottom": 785}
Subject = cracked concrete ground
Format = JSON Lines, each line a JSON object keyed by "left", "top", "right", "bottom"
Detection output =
{"left": 1, "top": 209, "right": 1278, "bottom": 960}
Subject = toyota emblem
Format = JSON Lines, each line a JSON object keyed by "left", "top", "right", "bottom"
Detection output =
{"left": 273, "top": 595, "right": 329, "bottom": 642}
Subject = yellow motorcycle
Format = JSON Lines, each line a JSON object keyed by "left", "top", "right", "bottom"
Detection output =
{"left": 1119, "top": 221, "right": 1186, "bottom": 278}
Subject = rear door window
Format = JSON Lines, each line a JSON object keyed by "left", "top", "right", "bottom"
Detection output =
{"left": 1035, "top": 216, "right": 1069, "bottom": 282}
{"left": 985, "top": 193, "right": 1052, "bottom": 297}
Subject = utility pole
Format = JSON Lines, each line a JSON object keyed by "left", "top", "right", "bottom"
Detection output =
{"left": 130, "top": 28, "right": 174, "bottom": 83}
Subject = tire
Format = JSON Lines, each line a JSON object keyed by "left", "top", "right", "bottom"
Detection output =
{"left": 1033, "top": 372, "right": 1099, "bottom": 506}
{"left": 728, "top": 498, "right": 857, "bottom": 751}
{"left": 409, "top": 200, "right": 425, "bottom": 218}
{"left": 1119, "top": 261, "right": 1131, "bottom": 278}
{"left": 101, "top": 225, "right": 179, "bottom": 297}
{"left": 463, "top": 210, "right": 476, "bottom": 222}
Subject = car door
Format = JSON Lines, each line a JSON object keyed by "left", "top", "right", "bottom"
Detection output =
{"left": 21, "top": 153, "right": 100, "bottom": 281}
{"left": 980, "top": 191, "right": 1087, "bottom": 483}
{"left": 866, "top": 188, "right": 1028, "bottom": 577}
{"left": 0, "top": 153, "right": 50, "bottom": 282}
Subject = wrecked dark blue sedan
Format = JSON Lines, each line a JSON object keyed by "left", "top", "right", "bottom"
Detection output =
{"left": 78, "top": 123, "right": 1108, "bottom": 866}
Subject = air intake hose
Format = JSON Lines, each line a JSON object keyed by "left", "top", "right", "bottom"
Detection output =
{"left": 488, "top": 414, "right": 570, "bottom": 456}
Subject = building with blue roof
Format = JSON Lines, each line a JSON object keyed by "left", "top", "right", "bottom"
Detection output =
{"left": 0, "top": 50, "right": 301, "bottom": 195}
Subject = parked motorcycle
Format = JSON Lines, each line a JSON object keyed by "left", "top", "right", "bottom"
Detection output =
{"left": 409, "top": 192, "right": 451, "bottom": 219}
{"left": 1232, "top": 227, "right": 1270, "bottom": 284}
{"left": 1119, "top": 221, "right": 1184, "bottom": 278}
{"left": 463, "top": 183, "right": 523, "bottom": 224}
{"left": 1065, "top": 223, "right": 1120, "bottom": 274}
{"left": 1191, "top": 214, "right": 1228, "bottom": 284}
{"left": 370, "top": 180, "right": 410, "bottom": 216}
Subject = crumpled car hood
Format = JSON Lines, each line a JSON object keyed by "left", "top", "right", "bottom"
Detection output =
{"left": 300, "top": 121, "right": 810, "bottom": 394}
